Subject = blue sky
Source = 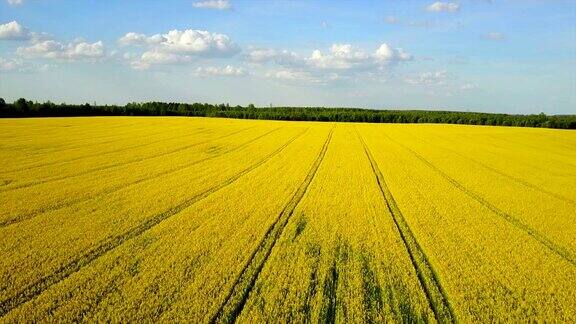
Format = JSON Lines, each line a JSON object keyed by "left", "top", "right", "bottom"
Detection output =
{"left": 0, "top": 0, "right": 575, "bottom": 114}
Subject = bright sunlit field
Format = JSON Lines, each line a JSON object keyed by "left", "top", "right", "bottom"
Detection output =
{"left": 1, "top": 117, "right": 575, "bottom": 322}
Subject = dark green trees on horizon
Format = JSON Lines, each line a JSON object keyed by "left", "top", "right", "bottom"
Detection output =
{"left": 0, "top": 97, "right": 574, "bottom": 129}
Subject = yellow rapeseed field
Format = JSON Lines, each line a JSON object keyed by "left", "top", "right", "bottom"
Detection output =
{"left": 0, "top": 117, "right": 575, "bottom": 322}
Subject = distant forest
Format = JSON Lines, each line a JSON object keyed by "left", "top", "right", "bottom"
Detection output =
{"left": 1, "top": 98, "right": 575, "bottom": 129}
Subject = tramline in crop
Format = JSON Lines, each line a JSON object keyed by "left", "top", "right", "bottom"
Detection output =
{"left": 0, "top": 117, "right": 574, "bottom": 322}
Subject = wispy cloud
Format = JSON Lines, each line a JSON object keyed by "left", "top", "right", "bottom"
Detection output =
{"left": 483, "top": 32, "right": 505, "bottom": 41}
{"left": 460, "top": 83, "right": 477, "bottom": 90}
{"left": 195, "top": 65, "right": 247, "bottom": 77}
{"left": 192, "top": 0, "right": 231, "bottom": 10}
{"left": 0, "top": 57, "right": 23, "bottom": 71}
{"left": 0, "top": 56, "right": 53, "bottom": 73}
{"left": 426, "top": 2, "right": 460, "bottom": 13}
{"left": 385, "top": 16, "right": 399, "bottom": 24}
{"left": 405, "top": 70, "right": 450, "bottom": 85}
{"left": 6, "top": 0, "right": 23, "bottom": 5}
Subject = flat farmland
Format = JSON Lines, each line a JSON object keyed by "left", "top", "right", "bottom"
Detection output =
{"left": 0, "top": 117, "right": 575, "bottom": 322}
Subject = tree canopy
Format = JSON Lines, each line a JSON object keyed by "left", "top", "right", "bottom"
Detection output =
{"left": 1, "top": 98, "right": 574, "bottom": 129}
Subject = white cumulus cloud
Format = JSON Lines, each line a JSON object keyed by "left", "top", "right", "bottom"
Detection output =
{"left": 119, "top": 30, "right": 239, "bottom": 56}
{"left": 66, "top": 41, "right": 105, "bottom": 59}
{"left": 160, "top": 29, "right": 239, "bottom": 56}
{"left": 121, "top": 29, "right": 239, "bottom": 69}
{"left": 307, "top": 43, "right": 412, "bottom": 70}
{"left": 250, "top": 43, "right": 411, "bottom": 72}
{"left": 118, "top": 32, "right": 165, "bottom": 46}
{"left": 6, "top": 0, "right": 23, "bottom": 5}
{"left": 17, "top": 40, "right": 105, "bottom": 60}
{"left": 0, "top": 21, "right": 31, "bottom": 40}
{"left": 131, "top": 51, "right": 192, "bottom": 70}
{"left": 192, "top": 0, "right": 231, "bottom": 10}
{"left": 427, "top": 2, "right": 460, "bottom": 13}
{"left": 374, "top": 43, "right": 413, "bottom": 61}
{"left": 253, "top": 42, "right": 412, "bottom": 84}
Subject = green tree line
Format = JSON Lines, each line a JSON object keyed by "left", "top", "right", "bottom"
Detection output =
{"left": 1, "top": 97, "right": 574, "bottom": 129}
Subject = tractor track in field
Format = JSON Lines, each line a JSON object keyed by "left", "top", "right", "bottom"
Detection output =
{"left": 485, "top": 134, "right": 576, "bottom": 169}
{"left": 385, "top": 133, "right": 576, "bottom": 267}
{"left": 432, "top": 132, "right": 574, "bottom": 178}
{"left": 0, "top": 128, "right": 307, "bottom": 318}
{"left": 0, "top": 121, "right": 142, "bottom": 148}
{"left": 2, "top": 124, "right": 195, "bottom": 172}
{"left": 357, "top": 129, "right": 456, "bottom": 324}
{"left": 494, "top": 133, "right": 576, "bottom": 157}
{"left": 211, "top": 127, "right": 334, "bottom": 324}
{"left": 2, "top": 123, "right": 188, "bottom": 173}
{"left": 0, "top": 126, "right": 256, "bottom": 192}
{"left": 429, "top": 138, "right": 575, "bottom": 205}
{"left": 405, "top": 130, "right": 576, "bottom": 204}
{"left": 0, "top": 127, "right": 285, "bottom": 228}
{"left": 1, "top": 124, "right": 155, "bottom": 157}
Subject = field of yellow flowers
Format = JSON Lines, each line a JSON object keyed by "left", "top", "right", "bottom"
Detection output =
{"left": 0, "top": 117, "right": 575, "bottom": 322}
